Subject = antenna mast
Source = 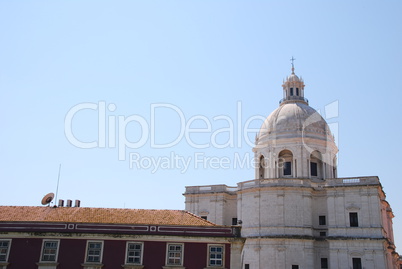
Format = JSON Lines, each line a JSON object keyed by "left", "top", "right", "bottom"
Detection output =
{"left": 55, "top": 164, "right": 62, "bottom": 204}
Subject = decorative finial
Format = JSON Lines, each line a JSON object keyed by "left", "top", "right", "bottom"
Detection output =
{"left": 290, "top": 56, "right": 296, "bottom": 74}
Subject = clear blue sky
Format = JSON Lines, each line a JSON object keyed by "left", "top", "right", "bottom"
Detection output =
{"left": 1, "top": 0, "right": 401, "bottom": 247}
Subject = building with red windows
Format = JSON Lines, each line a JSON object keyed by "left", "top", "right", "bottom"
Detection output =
{"left": 0, "top": 206, "right": 242, "bottom": 269}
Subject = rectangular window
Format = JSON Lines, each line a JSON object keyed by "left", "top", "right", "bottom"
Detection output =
{"left": 321, "top": 258, "right": 328, "bottom": 269}
{"left": 290, "top": 88, "right": 294, "bottom": 96}
{"left": 292, "top": 265, "right": 299, "bottom": 269}
{"left": 126, "top": 242, "right": 143, "bottom": 264}
{"left": 296, "top": 88, "right": 299, "bottom": 96}
{"left": 86, "top": 241, "right": 103, "bottom": 263}
{"left": 311, "top": 162, "right": 318, "bottom": 176}
{"left": 167, "top": 244, "right": 183, "bottom": 266}
{"left": 320, "top": 232, "right": 327, "bottom": 237}
{"left": 352, "top": 258, "right": 362, "bottom": 269}
{"left": 41, "top": 240, "right": 59, "bottom": 262}
{"left": 319, "top": 215, "right": 326, "bottom": 225}
{"left": 0, "top": 240, "right": 11, "bottom": 262}
{"left": 201, "top": 216, "right": 207, "bottom": 220}
{"left": 208, "top": 245, "right": 224, "bottom": 267}
{"left": 232, "top": 218, "right": 238, "bottom": 225}
{"left": 350, "top": 212, "right": 359, "bottom": 227}
{"left": 284, "top": 161, "right": 292, "bottom": 175}
{"left": 245, "top": 264, "right": 250, "bottom": 269}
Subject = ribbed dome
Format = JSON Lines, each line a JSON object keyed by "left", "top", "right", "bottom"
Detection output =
{"left": 257, "top": 102, "right": 333, "bottom": 144}
{"left": 287, "top": 73, "right": 301, "bottom": 82}
{"left": 253, "top": 64, "right": 338, "bottom": 180}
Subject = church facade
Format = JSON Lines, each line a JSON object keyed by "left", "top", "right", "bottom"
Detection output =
{"left": 184, "top": 65, "right": 400, "bottom": 269}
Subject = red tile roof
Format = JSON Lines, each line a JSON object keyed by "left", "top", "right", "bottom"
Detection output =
{"left": 0, "top": 206, "right": 216, "bottom": 226}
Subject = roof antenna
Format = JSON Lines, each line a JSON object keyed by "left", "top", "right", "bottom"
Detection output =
{"left": 55, "top": 164, "right": 62, "bottom": 205}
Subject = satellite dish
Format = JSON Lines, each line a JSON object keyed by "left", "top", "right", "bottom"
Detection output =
{"left": 41, "top": 192, "right": 55, "bottom": 205}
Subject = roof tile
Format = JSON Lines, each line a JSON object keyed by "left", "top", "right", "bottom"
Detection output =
{"left": 0, "top": 206, "right": 216, "bottom": 226}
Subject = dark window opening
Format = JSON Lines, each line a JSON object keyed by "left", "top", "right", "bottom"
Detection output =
{"left": 245, "top": 264, "right": 250, "bottom": 269}
{"left": 321, "top": 258, "right": 328, "bottom": 269}
{"left": 292, "top": 265, "right": 299, "bottom": 269}
{"left": 290, "top": 88, "right": 294, "bottom": 96}
{"left": 232, "top": 218, "right": 238, "bottom": 225}
{"left": 311, "top": 162, "right": 318, "bottom": 176}
{"left": 320, "top": 232, "right": 326, "bottom": 237}
{"left": 296, "top": 88, "right": 299, "bottom": 96}
{"left": 350, "top": 212, "right": 359, "bottom": 227}
{"left": 259, "top": 156, "right": 264, "bottom": 179}
{"left": 201, "top": 216, "right": 207, "bottom": 220}
{"left": 319, "top": 215, "right": 326, "bottom": 225}
{"left": 284, "top": 161, "right": 292, "bottom": 176}
{"left": 352, "top": 258, "right": 362, "bottom": 269}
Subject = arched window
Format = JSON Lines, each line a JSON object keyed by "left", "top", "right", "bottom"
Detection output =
{"left": 259, "top": 155, "right": 265, "bottom": 179}
{"left": 296, "top": 88, "right": 299, "bottom": 96}
{"left": 279, "top": 150, "right": 293, "bottom": 177}
{"left": 333, "top": 157, "right": 337, "bottom": 178}
{"left": 290, "top": 88, "right": 294, "bottom": 96}
{"left": 310, "top": 151, "right": 323, "bottom": 179}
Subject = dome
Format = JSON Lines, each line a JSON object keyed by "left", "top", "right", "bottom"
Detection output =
{"left": 256, "top": 102, "right": 334, "bottom": 144}
{"left": 253, "top": 63, "right": 338, "bottom": 180}
{"left": 286, "top": 73, "right": 301, "bottom": 82}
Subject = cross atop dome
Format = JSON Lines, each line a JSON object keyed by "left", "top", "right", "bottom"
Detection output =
{"left": 290, "top": 56, "right": 296, "bottom": 74}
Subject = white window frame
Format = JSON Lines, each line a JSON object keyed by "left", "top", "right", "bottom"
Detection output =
{"left": 84, "top": 241, "right": 104, "bottom": 264}
{"left": 207, "top": 244, "right": 224, "bottom": 267}
{"left": 125, "top": 242, "right": 143, "bottom": 265}
{"left": 165, "top": 243, "right": 184, "bottom": 266}
{"left": 40, "top": 239, "right": 60, "bottom": 262}
{"left": 0, "top": 239, "right": 11, "bottom": 263}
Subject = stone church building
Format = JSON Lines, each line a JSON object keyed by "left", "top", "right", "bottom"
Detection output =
{"left": 0, "top": 64, "right": 399, "bottom": 269}
{"left": 184, "top": 65, "right": 400, "bottom": 269}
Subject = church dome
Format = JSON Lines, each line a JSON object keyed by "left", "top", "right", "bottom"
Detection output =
{"left": 255, "top": 62, "right": 337, "bottom": 154}
{"left": 253, "top": 60, "right": 338, "bottom": 180}
{"left": 257, "top": 102, "right": 332, "bottom": 144}
{"left": 286, "top": 73, "right": 301, "bottom": 82}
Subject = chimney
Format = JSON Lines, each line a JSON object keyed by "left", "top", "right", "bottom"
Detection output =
{"left": 75, "top": 200, "right": 81, "bottom": 207}
{"left": 58, "top": 199, "right": 64, "bottom": 207}
{"left": 66, "top": 199, "right": 72, "bottom": 207}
